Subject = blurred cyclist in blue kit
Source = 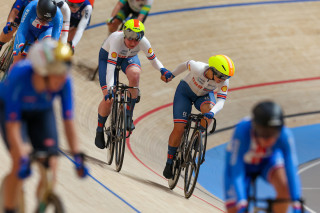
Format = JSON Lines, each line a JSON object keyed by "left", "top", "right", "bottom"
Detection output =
{"left": 225, "top": 101, "right": 302, "bottom": 213}
{"left": 0, "top": 39, "right": 87, "bottom": 213}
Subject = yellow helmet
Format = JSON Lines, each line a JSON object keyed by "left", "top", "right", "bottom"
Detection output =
{"left": 208, "top": 55, "right": 235, "bottom": 79}
{"left": 123, "top": 19, "right": 145, "bottom": 41}
{"left": 28, "top": 39, "right": 72, "bottom": 76}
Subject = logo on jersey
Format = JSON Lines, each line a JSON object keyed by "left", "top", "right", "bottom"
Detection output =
{"left": 148, "top": 48, "right": 153, "bottom": 54}
{"left": 111, "top": 52, "right": 117, "bottom": 58}
{"left": 221, "top": 86, "right": 227, "bottom": 92}
{"left": 188, "top": 64, "right": 191, "bottom": 71}
{"left": 192, "top": 77, "right": 203, "bottom": 89}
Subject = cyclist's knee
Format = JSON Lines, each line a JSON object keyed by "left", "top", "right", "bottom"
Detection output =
{"left": 270, "top": 168, "right": 290, "bottom": 198}
{"left": 200, "top": 103, "right": 214, "bottom": 113}
{"left": 126, "top": 68, "right": 140, "bottom": 85}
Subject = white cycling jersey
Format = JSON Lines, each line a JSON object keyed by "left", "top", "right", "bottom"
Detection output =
{"left": 54, "top": 0, "right": 70, "bottom": 44}
{"left": 71, "top": 4, "right": 92, "bottom": 47}
{"left": 126, "top": 0, "right": 154, "bottom": 13}
{"left": 101, "top": 31, "right": 164, "bottom": 90}
{"left": 172, "top": 60, "right": 229, "bottom": 115}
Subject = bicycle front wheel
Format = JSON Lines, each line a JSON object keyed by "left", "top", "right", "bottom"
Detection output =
{"left": 184, "top": 130, "right": 202, "bottom": 198}
{"left": 114, "top": 102, "right": 127, "bottom": 172}
{"left": 168, "top": 151, "right": 182, "bottom": 190}
{"left": 35, "top": 193, "right": 64, "bottom": 213}
{"left": 105, "top": 128, "right": 114, "bottom": 165}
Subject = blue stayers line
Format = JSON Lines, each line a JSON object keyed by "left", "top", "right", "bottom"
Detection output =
{"left": 86, "top": 0, "right": 320, "bottom": 30}
{"left": 58, "top": 149, "right": 141, "bottom": 213}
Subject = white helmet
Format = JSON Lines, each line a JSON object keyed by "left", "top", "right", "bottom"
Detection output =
{"left": 28, "top": 39, "right": 72, "bottom": 76}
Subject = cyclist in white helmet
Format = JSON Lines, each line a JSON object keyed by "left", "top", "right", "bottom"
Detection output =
{"left": 0, "top": 39, "right": 87, "bottom": 212}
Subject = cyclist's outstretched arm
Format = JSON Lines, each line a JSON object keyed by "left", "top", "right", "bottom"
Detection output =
{"left": 57, "top": 0, "right": 71, "bottom": 44}
{"left": 280, "top": 129, "right": 302, "bottom": 202}
{"left": 225, "top": 123, "right": 249, "bottom": 212}
{"left": 51, "top": 8, "right": 63, "bottom": 40}
{"left": 71, "top": 5, "right": 92, "bottom": 48}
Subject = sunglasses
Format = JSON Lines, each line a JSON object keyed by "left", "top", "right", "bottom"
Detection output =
{"left": 66, "top": 0, "right": 83, "bottom": 8}
{"left": 211, "top": 67, "right": 229, "bottom": 80}
{"left": 253, "top": 126, "right": 281, "bottom": 139}
{"left": 124, "top": 29, "right": 143, "bottom": 41}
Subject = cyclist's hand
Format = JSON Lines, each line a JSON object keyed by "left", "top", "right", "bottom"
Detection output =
{"left": 204, "top": 112, "right": 214, "bottom": 119}
{"left": 3, "top": 22, "right": 13, "bottom": 34}
{"left": 17, "top": 157, "right": 32, "bottom": 179}
{"left": 74, "top": 153, "right": 88, "bottom": 178}
{"left": 104, "top": 89, "right": 115, "bottom": 100}
{"left": 106, "top": 17, "right": 114, "bottom": 25}
{"left": 68, "top": 41, "right": 74, "bottom": 55}
{"left": 160, "top": 68, "right": 174, "bottom": 83}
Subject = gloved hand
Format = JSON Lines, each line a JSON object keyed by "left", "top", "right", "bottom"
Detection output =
{"left": 74, "top": 153, "right": 88, "bottom": 178}
{"left": 104, "top": 89, "right": 115, "bottom": 100}
{"left": 204, "top": 112, "right": 214, "bottom": 119}
{"left": 68, "top": 41, "right": 74, "bottom": 55}
{"left": 106, "top": 17, "right": 115, "bottom": 25}
{"left": 3, "top": 22, "right": 13, "bottom": 34}
{"left": 17, "top": 157, "right": 32, "bottom": 179}
{"left": 160, "top": 68, "right": 174, "bottom": 80}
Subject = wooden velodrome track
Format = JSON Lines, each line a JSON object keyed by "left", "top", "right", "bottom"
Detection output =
{"left": 1, "top": 0, "right": 320, "bottom": 212}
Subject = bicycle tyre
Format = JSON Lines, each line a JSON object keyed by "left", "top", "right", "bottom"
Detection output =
{"left": 184, "top": 130, "right": 202, "bottom": 198}
{"left": 168, "top": 151, "right": 182, "bottom": 190}
{"left": 105, "top": 128, "right": 114, "bottom": 165}
{"left": 35, "top": 193, "right": 64, "bottom": 213}
{"left": 114, "top": 101, "right": 127, "bottom": 172}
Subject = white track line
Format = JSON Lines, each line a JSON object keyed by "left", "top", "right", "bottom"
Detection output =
{"left": 298, "top": 159, "right": 320, "bottom": 213}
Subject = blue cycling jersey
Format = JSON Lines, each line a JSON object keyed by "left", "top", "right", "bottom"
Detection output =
{"left": 13, "top": 0, "right": 33, "bottom": 10}
{"left": 0, "top": 59, "right": 73, "bottom": 121}
{"left": 13, "top": 0, "right": 63, "bottom": 55}
{"left": 225, "top": 118, "right": 301, "bottom": 209}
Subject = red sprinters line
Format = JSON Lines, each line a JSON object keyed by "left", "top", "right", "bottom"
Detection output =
{"left": 126, "top": 76, "right": 320, "bottom": 210}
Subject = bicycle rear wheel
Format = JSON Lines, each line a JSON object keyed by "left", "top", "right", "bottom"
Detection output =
{"left": 114, "top": 102, "right": 127, "bottom": 172}
{"left": 184, "top": 130, "right": 202, "bottom": 198}
{"left": 35, "top": 193, "right": 64, "bottom": 213}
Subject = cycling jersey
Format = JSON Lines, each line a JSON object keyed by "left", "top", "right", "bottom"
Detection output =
{"left": 55, "top": 0, "right": 70, "bottom": 44}
{"left": 13, "top": 0, "right": 63, "bottom": 55}
{"left": 225, "top": 118, "right": 301, "bottom": 210}
{"left": 172, "top": 60, "right": 229, "bottom": 115}
{"left": 70, "top": 0, "right": 92, "bottom": 47}
{"left": 13, "top": 0, "right": 33, "bottom": 10}
{"left": 0, "top": 59, "right": 73, "bottom": 121}
{"left": 120, "top": 0, "right": 153, "bottom": 15}
{"left": 100, "top": 31, "right": 164, "bottom": 91}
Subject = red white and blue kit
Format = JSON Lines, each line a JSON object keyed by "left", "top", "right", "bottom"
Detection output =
{"left": 171, "top": 60, "right": 229, "bottom": 124}
{"left": 98, "top": 31, "right": 164, "bottom": 91}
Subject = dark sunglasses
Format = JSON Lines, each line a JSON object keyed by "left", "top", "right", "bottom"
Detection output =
{"left": 253, "top": 126, "right": 281, "bottom": 139}
{"left": 211, "top": 67, "right": 229, "bottom": 80}
{"left": 66, "top": 0, "right": 83, "bottom": 8}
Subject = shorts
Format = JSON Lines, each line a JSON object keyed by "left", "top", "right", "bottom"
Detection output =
{"left": 0, "top": 102, "right": 59, "bottom": 155}
{"left": 116, "top": 2, "right": 148, "bottom": 23}
{"left": 98, "top": 48, "right": 141, "bottom": 90}
{"left": 173, "top": 80, "right": 216, "bottom": 124}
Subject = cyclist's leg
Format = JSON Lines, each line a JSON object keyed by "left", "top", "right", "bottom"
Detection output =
{"left": 108, "top": 2, "right": 131, "bottom": 33}
{"left": 0, "top": 104, "right": 28, "bottom": 211}
{"left": 194, "top": 91, "right": 216, "bottom": 130}
{"left": 261, "top": 150, "right": 289, "bottom": 213}
{"left": 122, "top": 55, "right": 141, "bottom": 130}
{"left": 12, "top": 33, "right": 34, "bottom": 65}
{"left": 95, "top": 48, "right": 113, "bottom": 148}
{"left": 26, "top": 109, "right": 59, "bottom": 199}
{"left": 163, "top": 81, "right": 193, "bottom": 178}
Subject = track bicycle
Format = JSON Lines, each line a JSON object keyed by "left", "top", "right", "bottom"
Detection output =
{"left": 168, "top": 114, "right": 217, "bottom": 198}
{"left": 246, "top": 175, "right": 305, "bottom": 213}
{"left": 104, "top": 65, "right": 140, "bottom": 172}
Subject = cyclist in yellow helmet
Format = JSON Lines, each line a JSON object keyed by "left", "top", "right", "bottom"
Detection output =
{"left": 0, "top": 39, "right": 88, "bottom": 212}
{"left": 94, "top": 19, "right": 172, "bottom": 149}
{"left": 162, "top": 55, "right": 235, "bottom": 179}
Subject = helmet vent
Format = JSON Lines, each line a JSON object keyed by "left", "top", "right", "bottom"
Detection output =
{"left": 222, "top": 65, "right": 226, "bottom": 71}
